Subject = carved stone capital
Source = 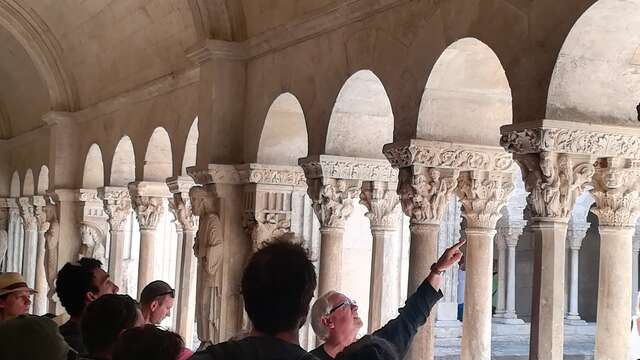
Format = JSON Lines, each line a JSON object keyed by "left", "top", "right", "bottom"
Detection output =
{"left": 306, "top": 178, "right": 362, "bottom": 229}
{"left": 168, "top": 193, "right": 198, "bottom": 232}
{"left": 590, "top": 158, "right": 640, "bottom": 227}
{"left": 18, "top": 197, "right": 37, "bottom": 231}
{"left": 383, "top": 139, "right": 514, "bottom": 172}
{"left": 566, "top": 221, "right": 590, "bottom": 250}
{"left": 497, "top": 211, "right": 526, "bottom": 248}
{"left": 131, "top": 196, "right": 165, "bottom": 231}
{"left": 359, "top": 181, "right": 400, "bottom": 230}
{"left": 244, "top": 211, "right": 291, "bottom": 250}
{"left": 457, "top": 171, "right": 514, "bottom": 229}
{"left": 398, "top": 166, "right": 459, "bottom": 225}
{"left": 188, "top": 165, "right": 241, "bottom": 185}
{"left": 515, "top": 152, "right": 594, "bottom": 220}
{"left": 98, "top": 187, "right": 132, "bottom": 231}
{"left": 299, "top": 155, "right": 398, "bottom": 183}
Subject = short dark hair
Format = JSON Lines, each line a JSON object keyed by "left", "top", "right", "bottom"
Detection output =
{"left": 241, "top": 238, "right": 316, "bottom": 335}
{"left": 335, "top": 336, "right": 399, "bottom": 360}
{"left": 56, "top": 258, "right": 103, "bottom": 316}
{"left": 112, "top": 325, "right": 184, "bottom": 360}
{"left": 81, "top": 294, "right": 139, "bottom": 355}
{"left": 139, "top": 280, "right": 174, "bottom": 306}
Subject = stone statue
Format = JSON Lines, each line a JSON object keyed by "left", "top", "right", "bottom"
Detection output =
{"left": 79, "top": 223, "right": 107, "bottom": 265}
{"left": 44, "top": 202, "right": 60, "bottom": 304}
{"left": 190, "top": 187, "right": 224, "bottom": 347}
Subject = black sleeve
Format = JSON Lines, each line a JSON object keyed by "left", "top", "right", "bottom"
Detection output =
{"left": 371, "top": 280, "right": 443, "bottom": 358}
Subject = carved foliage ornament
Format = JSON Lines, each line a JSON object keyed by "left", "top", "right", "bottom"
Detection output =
{"left": 457, "top": 171, "right": 514, "bottom": 229}
{"left": 590, "top": 158, "right": 640, "bottom": 227}
{"left": 398, "top": 167, "right": 459, "bottom": 225}
{"left": 311, "top": 179, "right": 361, "bottom": 228}
{"left": 300, "top": 158, "right": 398, "bottom": 183}
{"left": 516, "top": 152, "right": 594, "bottom": 219}
{"left": 132, "top": 196, "right": 165, "bottom": 231}
{"left": 18, "top": 200, "right": 37, "bottom": 231}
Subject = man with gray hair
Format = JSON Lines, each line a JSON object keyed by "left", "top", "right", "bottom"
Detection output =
{"left": 310, "top": 239, "right": 465, "bottom": 360}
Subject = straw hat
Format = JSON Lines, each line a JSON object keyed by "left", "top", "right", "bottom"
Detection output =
{"left": 0, "top": 272, "right": 36, "bottom": 296}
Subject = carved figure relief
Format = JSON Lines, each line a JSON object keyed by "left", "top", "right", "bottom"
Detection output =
{"left": 79, "top": 223, "right": 107, "bottom": 265}
{"left": 311, "top": 179, "right": 361, "bottom": 228}
{"left": 246, "top": 212, "right": 291, "bottom": 250}
{"left": 44, "top": 202, "right": 59, "bottom": 302}
{"left": 398, "top": 167, "right": 459, "bottom": 225}
{"left": 132, "top": 196, "right": 164, "bottom": 230}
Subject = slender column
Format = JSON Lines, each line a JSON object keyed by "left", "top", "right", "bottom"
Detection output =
{"left": 591, "top": 157, "right": 640, "bottom": 360}
{"left": 167, "top": 176, "right": 199, "bottom": 344}
{"left": 6, "top": 200, "right": 19, "bottom": 272}
{"left": 0, "top": 200, "right": 8, "bottom": 272}
{"left": 633, "top": 227, "right": 640, "bottom": 315}
{"left": 99, "top": 187, "right": 131, "bottom": 288}
{"left": 493, "top": 231, "right": 507, "bottom": 318}
{"left": 398, "top": 166, "right": 459, "bottom": 360}
{"left": 18, "top": 197, "right": 38, "bottom": 289}
{"left": 32, "top": 197, "right": 49, "bottom": 315}
{"left": 504, "top": 236, "right": 519, "bottom": 319}
{"left": 457, "top": 170, "right": 514, "bottom": 360}
{"left": 360, "top": 180, "right": 400, "bottom": 332}
{"left": 565, "top": 221, "right": 588, "bottom": 323}
{"left": 435, "top": 198, "right": 462, "bottom": 336}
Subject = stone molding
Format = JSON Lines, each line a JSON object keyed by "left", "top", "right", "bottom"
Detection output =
{"left": 98, "top": 187, "right": 132, "bottom": 232}
{"left": 500, "top": 119, "right": 640, "bottom": 159}
{"left": 307, "top": 178, "right": 362, "bottom": 229}
{"left": 167, "top": 176, "right": 196, "bottom": 195}
{"left": 188, "top": 165, "right": 242, "bottom": 185}
{"left": 299, "top": 155, "right": 397, "bottom": 183}
{"left": 360, "top": 181, "right": 401, "bottom": 230}
{"left": 383, "top": 139, "right": 514, "bottom": 172}
{"left": 398, "top": 167, "right": 459, "bottom": 225}
{"left": 188, "top": 163, "right": 308, "bottom": 187}
{"left": 457, "top": 171, "right": 514, "bottom": 229}
{"left": 591, "top": 158, "right": 640, "bottom": 227}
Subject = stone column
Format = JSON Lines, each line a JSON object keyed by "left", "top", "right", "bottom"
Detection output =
{"left": 360, "top": 180, "right": 400, "bottom": 332}
{"left": 457, "top": 170, "right": 514, "bottom": 360}
{"left": 167, "top": 176, "right": 198, "bottom": 344}
{"left": 633, "top": 224, "right": 640, "bottom": 315}
{"left": 98, "top": 187, "right": 131, "bottom": 288}
{"left": 591, "top": 157, "right": 640, "bottom": 360}
{"left": 493, "top": 228, "right": 507, "bottom": 319}
{"left": 565, "top": 220, "right": 589, "bottom": 324}
{"left": 32, "top": 196, "right": 49, "bottom": 315}
{"left": 503, "top": 230, "right": 523, "bottom": 322}
{"left": 6, "top": 199, "right": 20, "bottom": 272}
{"left": 0, "top": 199, "right": 8, "bottom": 272}
{"left": 18, "top": 197, "right": 38, "bottom": 289}
{"left": 129, "top": 182, "right": 169, "bottom": 296}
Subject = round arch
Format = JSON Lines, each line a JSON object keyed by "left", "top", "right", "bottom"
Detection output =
{"left": 111, "top": 136, "right": 135, "bottom": 187}
{"left": 23, "top": 169, "right": 34, "bottom": 196}
{"left": 258, "top": 93, "right": 308, "bottom": 165}
{"left": 10, "top": 171, "right": 20, "bottom": 197}
{"left": 144, "top": 127, "right": 173, "bottom": 181}
{"left": 182, "top": 118, "right": 199, "bottom": 175}
{"left": 36, "top": 165, "right": 48, "bottom": 195}
{"left": 83, "top": 144, "right": 105, "bottom": 188}
{"left": 326, "top": 70, "right": 394, "bottom": 159}
{"left": 418, "top": 38, "right": 512, "bottom": 147}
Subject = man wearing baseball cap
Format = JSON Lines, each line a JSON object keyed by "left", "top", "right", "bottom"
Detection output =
{"left": 139, "top": 280, "right": 175, "bottom": 325}
{"left": 0, "top": 272, "right": 36, "bottom": 321}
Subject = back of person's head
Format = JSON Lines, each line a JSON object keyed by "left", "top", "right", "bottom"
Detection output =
{"left": 82, "top": 294, "right": 141, "bottom": 356}
{"left": 56, "top": 258, "right": 103, "bottom": 316}
{"left": 0, "top": 315, "right": 69, "bottom": 360}
{"left": 112, "top": 325, "right": 184, "bottom": 360}
{"left": 335, "top": 336, "right": 399, "bottom": 360}
{"left": 242, "top": 235, "right": 316, "bottom": 335}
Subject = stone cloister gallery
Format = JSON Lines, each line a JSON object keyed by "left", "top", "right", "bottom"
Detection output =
{"left": 2, "top": 0, "right": 640, "bottom": 359}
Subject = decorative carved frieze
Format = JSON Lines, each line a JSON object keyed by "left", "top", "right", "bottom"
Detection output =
{"left": 501, "top": 120, "right": 640, "bottom": 159}
{"left": 239, "top": 164, "right": 307, "bottom": 187}
{"left": 590, "top": 158, "right": 640, "bottom": 227}
{"left": 188, "top": 165, "right": 241, "bottom": 185}
{"left": 457, "top": 171, "right": 514, "bottom": 229}
{"left": 244, "top": 211, "right": 291, "bottom": 250}
{"left": 383, "top": 140, "right": 514, "bottom": 172}
{"left": 98, "top": 187, "right": 132, "bottom": 232}
{"left": 515, "top": 152, "right": 594, "bottom": 219}
{"left": 307, "top": 178, "right": 362, "bottom": 229}
{"left": 360, "top": 181, "right": 401, "bottom": 230}
{"left": 397, "top": 167, "right": 459, "bottom": 225}
{"left": 299, "top": 155, "right": 397, "bottom": 183}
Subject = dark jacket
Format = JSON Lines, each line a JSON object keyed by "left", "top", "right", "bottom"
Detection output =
{"left": 311, "top": 280, "right": 443, "bottom": 360}
{"left": 190, "top": 335, "right": 319, "bottom": 360}
{"left": 59, "top": 319, "right": 84, "bottom": 354}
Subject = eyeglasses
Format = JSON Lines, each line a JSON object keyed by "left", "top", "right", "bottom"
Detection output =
{"left": 327, "top": 299, "right": 356, "bottom": 315}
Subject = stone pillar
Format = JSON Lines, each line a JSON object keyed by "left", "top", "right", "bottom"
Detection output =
{"left": 0, "top": 199, "right": 8, "bottom": 272}
{"left": 457, "top": 170, "right": 514, "bottom": 360}
{"left": 565, "top": 220, "right": 589, "bottom": 324}
{"left": 167, "top": 176, "right": 198, "bottom": 344}
{"left": 633, "top": 224, "right": 640, "bottom": 315}
{"left": 591, "top": 157, "right": 640, "bottom": 360}
{"left": 18, "top": 197, "right": 38, "bottom": 289}
{"left": 32, "top": 196, "right": 49, "bottom": 315}
{"left": 98, "top": 187, "right": 131, "bottom": 288}
{"left": 493, "top": 228, "right": 507, "bottom": 319}
{"left": 503, "top": 231, "right": 523, "bottom": 322}
{"left": 129, "top": 182, "right": 169, "bottom": 296}
{"left": 6, "top": 199, "right": 20, "bottom": 272}
{"left": 360, "top": 180, "right": 400, "bottom": 332}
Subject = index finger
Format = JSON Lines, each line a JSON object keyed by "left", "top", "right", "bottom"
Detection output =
{"left": 451, "top": 239, "right": 466, "bottom": 250}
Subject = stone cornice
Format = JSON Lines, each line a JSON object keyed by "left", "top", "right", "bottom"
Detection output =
{"left": 188, "top": 163, "right": 308, "bottom": 187}
{"left": 500, "top": 119, "right": 640, "bottom": 159}
{"left": 166, "top": 176, "right": 196, "bottom": 194}
{"left": 299, "top": 155, "right": 398, "bottom": 182}
{"left": 383, "top": 139, "right": 514, "bottom": 172}
{"left": 128, "top": 181, "right": 172, "bottom": 198}
{"left": 76, "top": 188, "right": 100, "bottom": 202}
{"left": 186, "top": 39, "right": 249, "bottom": 63}
{"left": 188, "top": 165, "right": 241, "bottom": 185}
{"left": 97, "top": 186, "right": 130, "bottom": 202}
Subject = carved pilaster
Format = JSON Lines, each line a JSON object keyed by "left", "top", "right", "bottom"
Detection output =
{"left": 360, "top": 181, "right": 400, "bottom": 230}
{"left": 98, "top": 187, "right": 132, "bottom": 231}
{"left": 591, "top": 158, "right": 640, "bottom": 227}
{"left": 397, "top": 166, "right": 459, "bottom": 225}
{"left": 32, "top": 196, "right": 50, "bottom": 234}
{"left": 167, "top": 176, "right": 198, "bottom": 233}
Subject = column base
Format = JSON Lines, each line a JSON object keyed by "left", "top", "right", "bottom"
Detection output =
{"left": 493, "top": 316, "right": 525, "bottom": 325}
{"left": 565, "top": 316, "right": 588, "bottom": 326}
{"left": 492, "top": 322, "right": 530, "bottom": 336}
{"left": 435, "top": 320, "right": 462, "bottom": 339}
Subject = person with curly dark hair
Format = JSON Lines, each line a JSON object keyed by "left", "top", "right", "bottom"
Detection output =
{"left": 78, "top": 294, "right": 143, "bottom": 360}
{"left": 112, "top": 325, "right": 193, "bottom": 360}
{"left": 56, "top": 258, "right": 119, "bottom": 353}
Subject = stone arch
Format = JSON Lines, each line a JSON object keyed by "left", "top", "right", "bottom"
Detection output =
{"left": 22, "top": 169, "right": 34, "bottom": 196}
{"left": 110, "top": 136, "right": 135, "bottom": 187}
{"left": 9, "top": 171, "right": 19, "bottom": 197}
{"left": 36, "top": 165, "right": 48, "bottom": 195}
{"left": 547, "top": 0, "right": 640, "bottom": 126}
{"left": 326, "top": 70, "right": 394, "bottom": 159}
{"left": 418, "top": 38, "right": 512, "bottom": 147}
{"left": 258, "top": 93, "right": 308, "bottom": 165}
{"left": 144, "top": 127, "right": 173, "bottom": 181}
{"left": 181, "top": 118, "right": 199, "bottom": 175}
{"left": 83, "top": 144, "right": 105, "bottom": 189}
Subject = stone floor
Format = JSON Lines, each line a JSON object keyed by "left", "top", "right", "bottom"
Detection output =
{"left": 435, "top": 323, "right": 596, "bottom": 359}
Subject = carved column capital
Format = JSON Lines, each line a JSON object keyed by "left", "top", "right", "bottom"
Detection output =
{"left": 98, "top": 187, "right": 132, "bottom": 231}
{"left": 457, "top": 170, "right": 514, "bottom": 229}
{"left": 566, "top": 221, "right": 589, "bottom": 250}
{"left": 18, "top": 197, "right": 37, "bottom": 231}
{"left": 397, "top": 166, "right": 459, "bottom": 225}
{"left": 167, "top": 176, "right": 198, "bottom": 233}
{"left": 131, "top": 196, "right": 165, "bottom": 231}
{"left": 306, "top": 177, "right": 362, "bottom": 229}
{"left": 359, "top": 181, "right": 400, "bottom": 230}
{"left": 497, "top": 215, "right": 525, "bottom": 248}
{"left": 591, "top": 157, "right": 640, "bottom": 227}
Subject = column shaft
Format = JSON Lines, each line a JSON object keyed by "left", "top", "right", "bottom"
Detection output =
{"left": 175, "top": 230, "right": 197, "bottom": 342}
{"left": 494, "top": 244, "right": 506, "bottom": 317}
{"left": 368, "top": 229, "right": 393, "bottom": 332}
{"left": 505, "top": 245, "right": 517, "bottom": 318}
{"left": 33, "top": 231, "right": 47, "bottom": 314}
{"left": 22, "top": 229, "right": 37, "bottom": 288}
{"left": 137, "top": 229, "right": 156, "bottom": 296}
{"left": 318, "top": 228, "right": 345, "bottom": 296}
{"left": 460, "top": 229, "right": 495, "bottom": 360}
{"left": 633, "top": 248, "right": 639, "bottom": 315}
{"left": 109, "top": 229, "right": 125, "bottom": 288}
{"left": 567, "top": 248, "right": 580, "bottom": 318}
